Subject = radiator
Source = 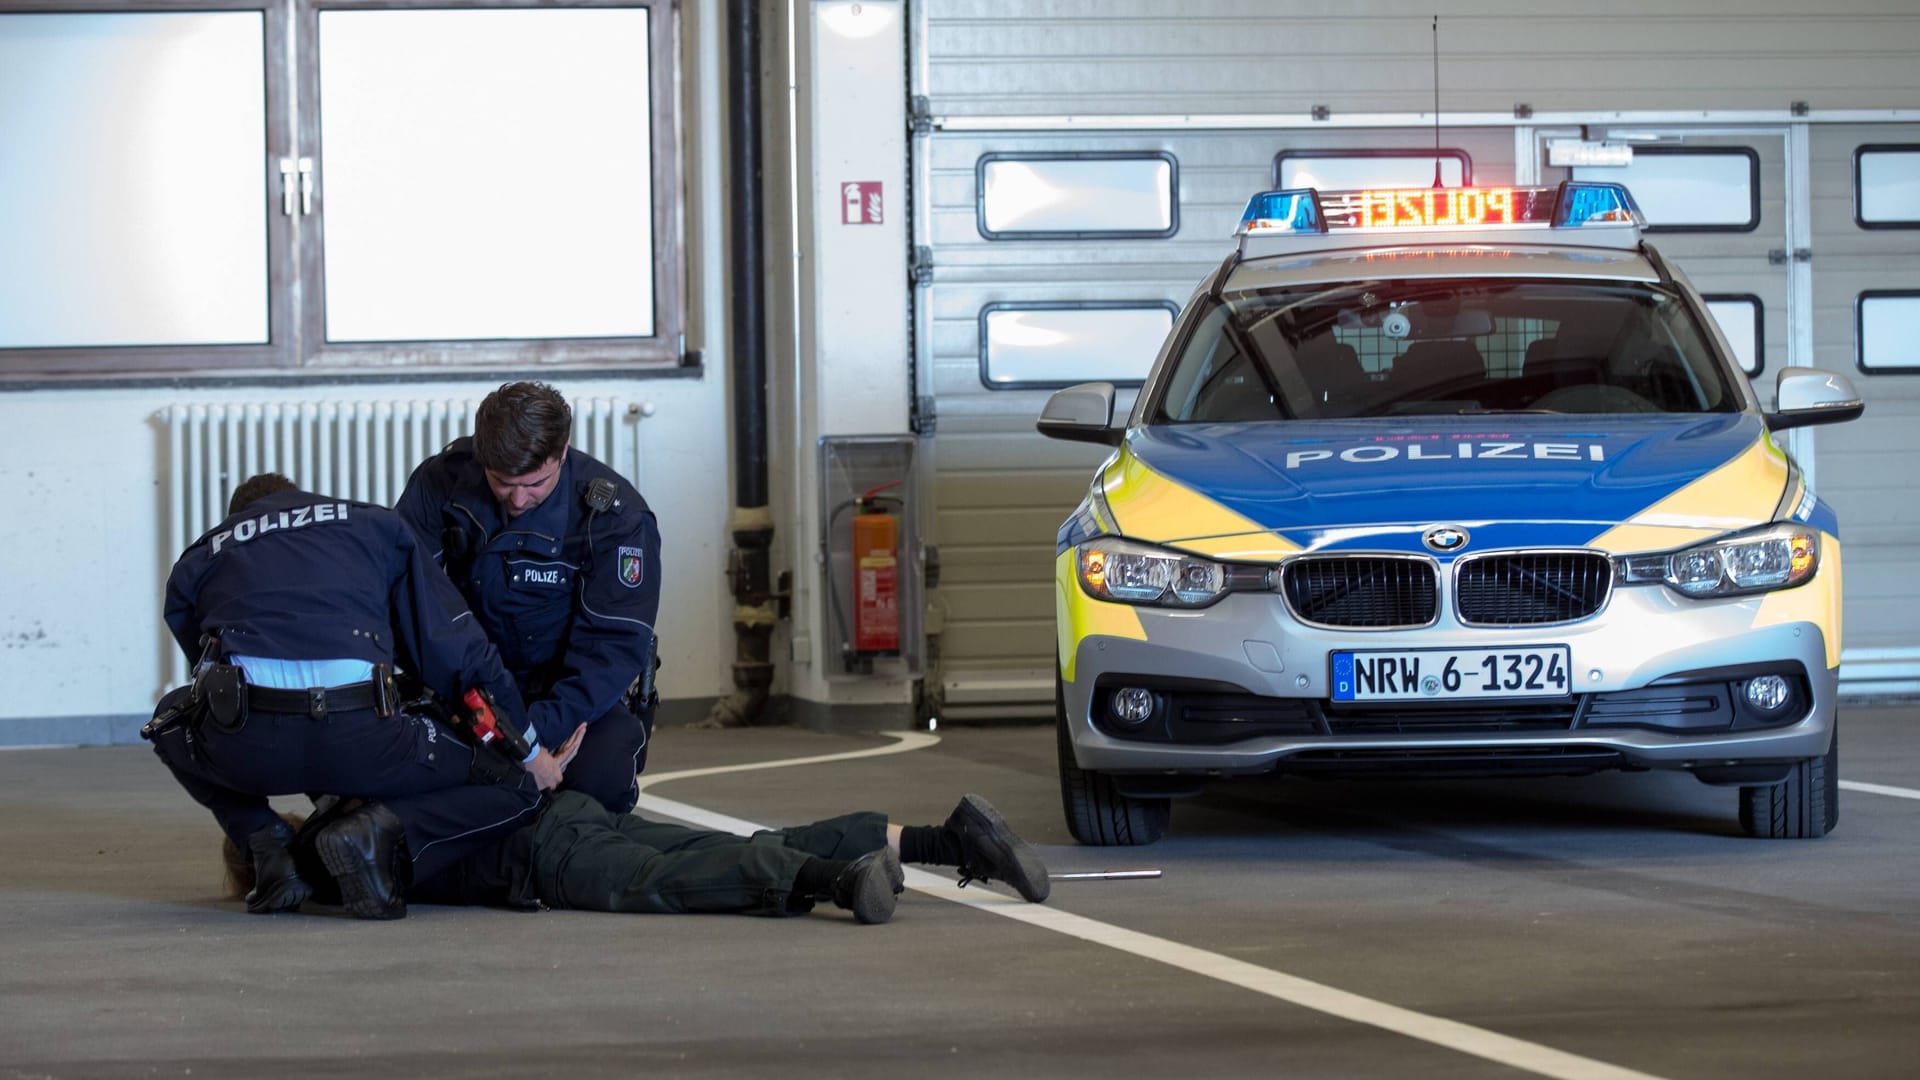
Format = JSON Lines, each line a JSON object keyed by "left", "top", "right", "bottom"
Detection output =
{"left": 159, "top": 396, "right": 641, "bottom": 682}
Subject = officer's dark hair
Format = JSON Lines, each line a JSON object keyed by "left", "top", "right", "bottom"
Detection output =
{"left": 474, "top": 381, "right": 571, "bottom": 476}
{"left": 228, "top": 472, "right": 296, "bottom": 517}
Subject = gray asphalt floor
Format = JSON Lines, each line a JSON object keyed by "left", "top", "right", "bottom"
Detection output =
{"left": 1, "top": 704, "right": 1916, "bottom": 1078}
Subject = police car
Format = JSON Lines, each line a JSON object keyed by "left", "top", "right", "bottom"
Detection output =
{"left": 1039, "top": 182, "right": 1864, "bottom": 845}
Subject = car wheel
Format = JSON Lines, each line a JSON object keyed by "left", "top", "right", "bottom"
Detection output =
{"left": 1056, "top": 677, "right": 1169, "bottom": 846}
{"left": 1738, "top": 722, "right": 1840, "bottom": 839}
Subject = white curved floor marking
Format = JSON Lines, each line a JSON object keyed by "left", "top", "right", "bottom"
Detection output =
{"left": 1840, "top": 780, "right": 1920, "bottom": 801}
{"left": 631, "top": 731, "right": 1667, "bottom": 1080}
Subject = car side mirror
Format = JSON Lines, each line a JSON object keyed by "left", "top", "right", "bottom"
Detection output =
{"left": 1037, "top": 382, "right": 1123, "bottom": 446}
{"left": 1766, "top": 367, "right": 1865, "bottom": 431}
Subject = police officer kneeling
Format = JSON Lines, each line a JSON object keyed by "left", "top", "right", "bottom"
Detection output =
{"left": 148, "top": 473, "right": 552, "bottom": 919}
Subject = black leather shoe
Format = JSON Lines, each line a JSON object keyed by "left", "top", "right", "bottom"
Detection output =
{"left": 244, "top": 820, "right": 313, "bottom": 914}
{"left": 314, "top": 801, "right": 410, "bottom": 920}
{"left": 946, "top": 794, "right": 1050, "bottom": 903}
{"left": 830, "top": 848, "right": 901, "bottom": 925}
{"left": 288, "top": 795, "right": 365, "bottom": 908}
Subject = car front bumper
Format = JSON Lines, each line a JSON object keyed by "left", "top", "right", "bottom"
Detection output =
{"left": 1060, "top": 582, "right": 1838, "bottom": 776}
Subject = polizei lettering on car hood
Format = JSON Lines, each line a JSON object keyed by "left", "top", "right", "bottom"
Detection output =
{"left": 1108, "top": 414, "right": 1787, "bottom": 553}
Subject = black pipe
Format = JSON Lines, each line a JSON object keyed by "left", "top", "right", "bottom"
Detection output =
{"left": 708, "top": 0, "right": 775, "bottom": 727}
{"left": 728, "top": 0, "right": 768, "bottom": 510}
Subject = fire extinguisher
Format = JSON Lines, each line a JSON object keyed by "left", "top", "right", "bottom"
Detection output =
{"left": 850, "top": 481, "right": 902, "bottom": 657}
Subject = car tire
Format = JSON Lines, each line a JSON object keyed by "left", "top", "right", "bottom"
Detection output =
{"left": 1056, "top": 677, "right": 1169, "bottom": 846}
{"left": 1738, "top": 722, "right": 1840, "bottom": 839}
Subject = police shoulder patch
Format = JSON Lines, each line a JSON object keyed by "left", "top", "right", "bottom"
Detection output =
{"left": 617, "top": 546, "right": 645, "bottom": 588}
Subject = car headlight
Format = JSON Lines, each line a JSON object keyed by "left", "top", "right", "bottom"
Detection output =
{"left": 1618, "top": 524, "right": 1820, "bottom": 598}
{"left": 1077, "top": 537, "right": 1263, "bottom": 608}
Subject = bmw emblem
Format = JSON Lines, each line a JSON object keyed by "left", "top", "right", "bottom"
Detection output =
{"left": 1423, "top": 525, "right": 1469, "bottom": 552}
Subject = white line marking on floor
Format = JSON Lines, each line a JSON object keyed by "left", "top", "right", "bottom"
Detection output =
{"left": 633, "top": 732, "right": 1668, "bottom": 1080}
{"left": 1841, "top": 779, "right": 1920, "bottom": 801}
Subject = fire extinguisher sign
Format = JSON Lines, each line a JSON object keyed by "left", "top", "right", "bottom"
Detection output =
{"left": 841, "top": 181, "right": 883, "bottom": 225}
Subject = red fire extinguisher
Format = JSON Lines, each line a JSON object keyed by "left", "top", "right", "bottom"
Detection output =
{"left": 851, "top": 481, "right": 902, "bottom": 656}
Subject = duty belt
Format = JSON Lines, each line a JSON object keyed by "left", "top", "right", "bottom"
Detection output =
{"left": 247, "top": 679, "right": 380, "bottom": 718}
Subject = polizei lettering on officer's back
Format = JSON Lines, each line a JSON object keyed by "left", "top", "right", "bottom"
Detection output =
{"left": 1284, "top": 440, "right": 1606, "bottom": 469}
{"left": 209, "top": 502, "right": 352, "bottom": 554}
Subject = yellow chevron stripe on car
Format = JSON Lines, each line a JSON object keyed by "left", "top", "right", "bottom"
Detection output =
{"left": 1585, "top": 435, "right": 1788, "bottom": 553}
{"left": 1753, "top": 533, "right": 1843, "bottom": 669}
{"left": 1055, "top": 550, "right": 1146, "bottom": 683}
{"left": 1101, "top": 447, "right": 1284, "bottom": 548}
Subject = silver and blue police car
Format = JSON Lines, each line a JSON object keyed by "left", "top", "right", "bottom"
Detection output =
{"left": 1040, "top": 182, "right": 1864, "bottom": 845}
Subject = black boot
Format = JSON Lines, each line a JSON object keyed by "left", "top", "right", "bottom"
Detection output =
{"left": 314, "top": 801, "right": 410, "bottom": 920}
{"left": 830, "top": 848, "right": 902, "bottom": 925}
{"left": 244, "top": 820, "right": 313, "bottom": 914}
{"left": 946, "top": 794, "right": 1050, "bottom": 903}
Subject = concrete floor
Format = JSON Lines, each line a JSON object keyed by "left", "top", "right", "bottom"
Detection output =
{"left": 1, "top": 705, "right": 1916, "bottom": 1078}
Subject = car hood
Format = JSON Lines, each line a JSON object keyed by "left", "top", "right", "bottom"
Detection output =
{"left": 1100, "top": 413, "right": 1806, "bottom": 557}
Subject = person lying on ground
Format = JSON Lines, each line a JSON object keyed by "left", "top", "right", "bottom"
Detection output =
{"left": 224, "top": 788, "right": 1049, "bottom": 926}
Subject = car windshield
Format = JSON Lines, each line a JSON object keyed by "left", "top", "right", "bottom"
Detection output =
{"left": 1155, "top": 278, "right": 1744, "bottom": 422}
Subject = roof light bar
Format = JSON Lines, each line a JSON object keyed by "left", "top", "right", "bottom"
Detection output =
{"left": 1235, "top": 181, "right": 1644, "bottom": 239}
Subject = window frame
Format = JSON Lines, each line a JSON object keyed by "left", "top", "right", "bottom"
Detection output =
{"left": 1855, "top": 290, "right": 1920, "bottom": 374}
{"left": 1853, "top": 143, "right": 1920, "bottom": 230}
{"left": 1604, "top": 145, "right": 1762, "bottom": 235}
{"left": 977, "top": 300, "right": 1179, "bottom": 390}
{"left": 974, "top": 151, "right": 1181, "bottom": 241}
{"left": 0, "top": 0, "right": 296, "bottom": 377}
{"left": 1, "top": 0, "right": 684, "bottom": 380}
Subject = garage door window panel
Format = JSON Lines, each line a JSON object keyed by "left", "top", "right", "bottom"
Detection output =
{"left": 1856, "top": 292, "right": 1920, "bottom": 373}
{"left": 1574, "top": 147, "right": 1760, "bottom": 233}
{"left": 1855, "top": 145, "right": 1920, "bottom": 228}
{"left": 979, "top": 302, "right": 1174, "bottom": 389}
{"left": 976, "top": 153, "right": 1178, "bottom": 239}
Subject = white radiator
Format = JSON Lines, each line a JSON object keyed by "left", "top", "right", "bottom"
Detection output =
{"left": 159, "top": 396, "right": 641, "bottom": 682}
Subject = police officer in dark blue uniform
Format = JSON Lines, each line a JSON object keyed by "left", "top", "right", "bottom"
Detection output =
{"left": 150, "top": 473, "right": 550, "bottom": 919}
{"left": 397, "top": 381, "right": 662, "bottom": 814}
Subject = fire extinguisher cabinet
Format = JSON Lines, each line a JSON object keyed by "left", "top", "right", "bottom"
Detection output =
{"left": 818, "top": 435, "right": 924, "bottom": 678}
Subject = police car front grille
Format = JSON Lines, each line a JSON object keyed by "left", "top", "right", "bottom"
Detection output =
{"left": 1455, "top": 552, "right": 1612, "bottom": 625}
{"left": 1280, "top": 556, "right": 1438, "bottom": 628}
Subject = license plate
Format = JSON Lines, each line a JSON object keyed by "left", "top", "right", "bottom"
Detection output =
{"left": 1330, "top": 646, "right": 1571, "bottom": 702}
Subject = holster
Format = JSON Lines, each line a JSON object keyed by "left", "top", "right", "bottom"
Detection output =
{"left": 195, "top": 663, "right": 248, "bottom": 734}
{"left": 140, "top": 684, "right": 200, "bottom": 742}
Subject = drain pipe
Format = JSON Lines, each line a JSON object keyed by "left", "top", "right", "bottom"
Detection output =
{"left": 706, "top": 0, "right": 776, "bottom": 728}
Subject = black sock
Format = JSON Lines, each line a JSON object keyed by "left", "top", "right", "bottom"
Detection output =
{"left": 899, "top": 825, "right": 964, "bottom": 867}
{"left": 792, "top": 856, "right": 849, "bottom": 899}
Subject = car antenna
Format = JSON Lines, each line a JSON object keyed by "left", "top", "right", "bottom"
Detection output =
{"left": 1431, "top": 14, "right": 1443, "bottom": 188}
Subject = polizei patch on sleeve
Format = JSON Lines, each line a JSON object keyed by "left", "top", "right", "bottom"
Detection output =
{"left": 617, "top": 546, "right": 645, "bottom": 588}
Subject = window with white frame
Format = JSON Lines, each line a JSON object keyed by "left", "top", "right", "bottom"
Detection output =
{"left": 1855, "top": 145, "right": 1920, "bottom": 228}
{"left": 977, "top": 153, "right": 1178, "bottom": 239}
{"left": 1575, "top": 147, "right": 1759, "bottom": 232}
{"left": 0, "top": 0, "right": 683, "bottom": 378}
{"left": 1857, "top": 292, "right": 1920, "bottom": 372}
{"left": 979, "top": 303, "right": 1175, "bottom": 388}
{"left": 1702, "top": 295, "right": 1763, "bottom": 376}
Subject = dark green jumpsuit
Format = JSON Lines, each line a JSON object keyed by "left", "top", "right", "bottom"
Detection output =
{"left": 410, "top": 791, "right": 889, "bottom": 916}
